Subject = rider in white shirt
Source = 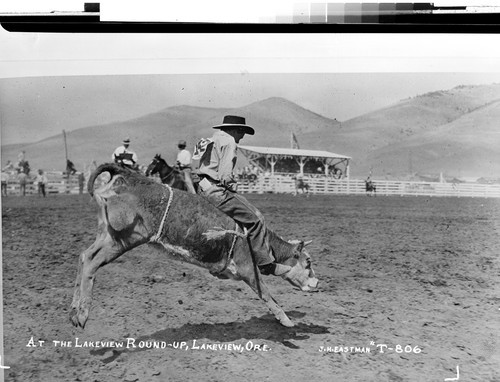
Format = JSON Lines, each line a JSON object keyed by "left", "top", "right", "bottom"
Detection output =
{"left": 112, "top": 138, "right": 138, "bottom": 168}
{"left": 176, "top": 140, "right": 196, "bottom": 194}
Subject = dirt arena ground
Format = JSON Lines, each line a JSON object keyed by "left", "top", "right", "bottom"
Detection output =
{"left": 2, "top": 193, "right": 499, "bottom": 382}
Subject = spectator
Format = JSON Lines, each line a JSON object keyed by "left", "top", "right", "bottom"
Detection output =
{"left": 78, "top": 172, "right": 85, "bottom": 194}
{"left": 18, "top": 170, "right": 27, "bottom": 196}
{"left": 1, "top": 171, "right": 8, "bottom": 196}
{"left": 35, "top": 169, "right": 48, "bottom": 197}
{"left": 2, "top": 160, "right": 14, "bottom": 172}
{"left": 251, "top": 165, "right": 260, "bottom": 176}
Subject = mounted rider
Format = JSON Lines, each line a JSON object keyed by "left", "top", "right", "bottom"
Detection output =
{"left": 176, "top": 140, "right": 196, "bottom": 194}
{"left": 365, "top": 175, "right": 376, "bottom": 195}
{"left": 66, "top": 159, "right": 77, "bottom": 175}
{"left": 196, "top": 115, "right": 292, "bottom": 277}
{"left": 112, "top": 137, "right": 138, "bottom": 169}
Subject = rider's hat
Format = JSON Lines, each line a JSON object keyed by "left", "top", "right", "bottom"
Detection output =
{"left": 123, "top": 137, "right": 131, "bottom": 144}
{"left": 178, "top": 140, "right": 187, "bottom": 148}
{"left": 213, "top": 115, "right": 255, "bottom": 135}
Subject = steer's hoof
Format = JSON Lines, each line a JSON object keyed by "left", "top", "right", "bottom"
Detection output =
{"left": 279, "top": 316, "right": 295, "bottom": 328}
{"left": 69, "top": 308, "right": 88, "bottom": 329}
{"left": 69, "top": 310, "right": 80, "bottom": 327}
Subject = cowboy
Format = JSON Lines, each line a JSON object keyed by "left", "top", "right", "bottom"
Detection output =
{"left": 1, "top": 171, "right": 8, "bottom": 196}
{"left": 18, "top": 169, "right": 27, "bottom": 196}
{"left": 2, "top": 160, "right": 14, "bottom": 172}
{"left": 112, "top": 137, "right": 138, "bottom": 168}
{"left": 176, "top": 140, "right": 196, "bottom": 194}
{"left": 78, "top": 172, "right": 85, "bottom": 194}
{"left": 197, "top": 115, "right": 292, "bottom": 277}
{"left": 66, "top": 159, "right": 77, "bottom": 175}
{"left": 35, "top": 169, "right": 48, "bottom": 197}
{"left": 17, "top": 151, "right": 25, "bottom": 168}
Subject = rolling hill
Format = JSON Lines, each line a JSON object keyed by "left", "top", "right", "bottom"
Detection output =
{"left": 2, "top": 84, "right": 500, "bottom": 179}
{"left": 299, "top": 83, "right": 500, "bottom": 178}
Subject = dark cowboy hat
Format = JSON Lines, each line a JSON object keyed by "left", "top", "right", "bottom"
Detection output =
{"left": 178, "top": 140, "right": 187, "bottom": 147}
{"left": 212, "top": 115, "right": 255, "bottom": 135}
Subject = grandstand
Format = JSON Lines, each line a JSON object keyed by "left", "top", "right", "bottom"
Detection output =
{"left": 238, "top": 146, "right": 351, "bottom": 178}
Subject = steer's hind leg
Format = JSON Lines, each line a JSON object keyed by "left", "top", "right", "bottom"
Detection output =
{"left": 70, "top": 233, "right": 125, "bottom": 329}
{"left": 237, "top": 264, "right": 294, "bottom": 328}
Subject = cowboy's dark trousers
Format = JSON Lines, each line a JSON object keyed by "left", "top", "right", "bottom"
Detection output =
{"left": 199, "top": 185, "right": 274, "bottom": 267}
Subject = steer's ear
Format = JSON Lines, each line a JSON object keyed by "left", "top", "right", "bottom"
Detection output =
{"left": 297, "top": 240, "right": 313, "bottom": 252}
{"left": 296, "top": 242, "right": 304, "bottom": 252}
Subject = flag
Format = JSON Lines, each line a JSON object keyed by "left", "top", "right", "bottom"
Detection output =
{"left": 291, "top": 131, "right": 300, "bottom": 149}
{"left": 192, "top": 138, "right": 214, "bottom": 160}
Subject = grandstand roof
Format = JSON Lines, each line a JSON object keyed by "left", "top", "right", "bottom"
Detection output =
{"left": 239, "top": 146, "right": 351, "bottom": 160}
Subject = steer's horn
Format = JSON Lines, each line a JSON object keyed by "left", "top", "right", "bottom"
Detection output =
{"left": 304, "top": 240, "right": 313, "bottom": 246}
{"left": 87, "top": 163, "right": 131, "bottom": 197}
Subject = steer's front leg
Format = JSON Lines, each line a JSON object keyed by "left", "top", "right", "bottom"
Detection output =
{"left": 246, "top": 278, "right": 294, "bottom": 327}
{"left": 232, "top": 260, "right": 294, "bottom": 328}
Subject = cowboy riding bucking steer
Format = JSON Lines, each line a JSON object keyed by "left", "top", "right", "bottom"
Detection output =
{"left": 70, "top": 115, "right": 318, "bottom": 329}
{"left": 196, "top": 115, "right": 292, "bottom": 277}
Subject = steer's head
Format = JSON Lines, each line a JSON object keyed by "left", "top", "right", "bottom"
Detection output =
{"left": 281, "top": 240, "right": 319, "bottom": 292}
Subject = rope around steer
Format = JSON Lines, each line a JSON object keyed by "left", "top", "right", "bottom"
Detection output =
{"left": 148, "top": 187, "right": 257, "bottom": 291}
{"left": 203, "top": 226, "right": 261, "bottom": 299}
{"left": 202, "top": 225, "right": 246, "bottom": 269}
{"left": 150, "top": 184, "right": 174, "bottom": 243}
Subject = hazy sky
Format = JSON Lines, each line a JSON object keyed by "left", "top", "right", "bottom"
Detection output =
{"left": 2, "top": 19, "right": 500, "bottom": 145}
{"left": 3, "top": 72, "right": 500, "bottom": 145}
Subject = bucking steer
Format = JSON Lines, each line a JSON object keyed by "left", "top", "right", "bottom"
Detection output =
{"left": 70, "top": 163, "right": 318, "bottom": 329}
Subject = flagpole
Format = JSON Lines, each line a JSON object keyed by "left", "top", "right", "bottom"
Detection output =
{"left": 63, "top": 130, "right": 70, "bottom": 190}
{"left": 290, "top": 131, "right": 299, "bottom": 150}
{"left": 63, "top": 130, "right": 68, "bottom": 163}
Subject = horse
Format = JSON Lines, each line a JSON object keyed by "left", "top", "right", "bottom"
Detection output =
{"left": 17, "top": 160, "right": 30, "bottom": 175}
{"left": 145, "top": 154, "right": 190, "bottom": 191}
{"left": 365, "top": 180, "right": 376, "bottom": 196}
{"left": 294, "top": 177, "right": 310, "bottom": 196}
{"left": 66, "top": 159, "right": 77, "bottom": 176}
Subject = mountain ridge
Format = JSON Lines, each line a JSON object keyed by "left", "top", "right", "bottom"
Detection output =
{"left": 2, "top": 86, "right": 499, "bottom": 179}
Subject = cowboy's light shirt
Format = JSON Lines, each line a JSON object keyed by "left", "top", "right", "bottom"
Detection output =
{"left": 176, "top": 149, "right": 192, "bottom": 167}
{"left": 198, "top": 130, "right": 237, "bottom": 186}
{"left": 35, "top": 173, "right": 48, "bottom": 184}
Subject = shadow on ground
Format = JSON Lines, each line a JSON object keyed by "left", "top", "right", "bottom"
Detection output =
{"left": 91, "top": 311, "right": 330, "bottom": 363}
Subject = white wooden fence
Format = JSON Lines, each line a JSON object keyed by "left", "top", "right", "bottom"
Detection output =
{"left": 3, "top": 172, "right": 500, "bottom": 198}
{"left": 2, "top": 171, "right": 86, "bottom": 195}
{"left": 237, "top": 175, "right": 500, "bottom": 198}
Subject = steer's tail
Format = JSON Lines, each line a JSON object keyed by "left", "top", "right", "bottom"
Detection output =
{"left": 87, "top": 163, "right": 135, "bottom": 197}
